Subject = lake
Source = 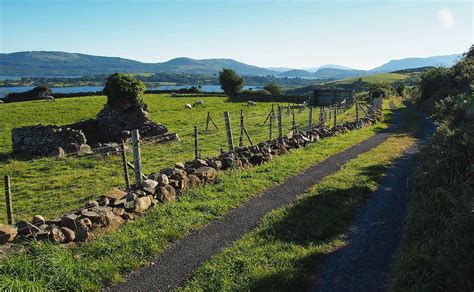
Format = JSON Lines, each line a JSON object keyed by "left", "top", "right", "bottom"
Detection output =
{"left": 0, "top": 85, "right": 263, "bottom": 98}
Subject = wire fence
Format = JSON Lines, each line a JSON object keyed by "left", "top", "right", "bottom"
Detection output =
{"left": 1, "top": 97, "right": 382, "bottom": 223}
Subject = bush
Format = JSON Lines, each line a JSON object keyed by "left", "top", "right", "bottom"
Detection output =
{"left": 263, "top": 82, "right": 283, "bottom": 95}
{"left": 3, "top": 85, "right": 51, "bottom": 103}
{"left": 103, "top": 73, "right": 145, "bottom": 110}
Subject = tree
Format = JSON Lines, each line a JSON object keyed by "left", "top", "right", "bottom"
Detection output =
{"left": 103, "top": 73, "right": 145, "bottom": 110}
{"left": 218, "top": 69, "right": 244, "bottom": 97}
{"left": 263, "top": 82, "right": 283, "bottom": 95}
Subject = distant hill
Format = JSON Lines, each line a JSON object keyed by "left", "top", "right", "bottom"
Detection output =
{"left": 0, "top": 51, "right": 278, "bottom": 76}
{"left": 303, "top": 64, "right": 355, "bottom": 72}
{"left": 277, "top": 69, "right": 314, "bottom": 78}
{"left": 0, "top": 51, "right": 462, "bottom": 79}
{"left": 370, "top": 54, "right": 460, "bottom": 72}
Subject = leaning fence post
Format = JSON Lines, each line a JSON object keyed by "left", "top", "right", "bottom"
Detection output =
{"left": 333, "top": 104, "right": 337, "bottom": 127}
{"left": 224, "top": 111, "right": 234, "bottom": 151}
{"left": 355, "top": 98, "right": 359, "bottom": 122}
{"left": 205, "top": 112, "right": 210, "bottom": 131}
{"left": 4, "top": 175, "right": 13, "bottom": 225}
{"left": 120, "top": 141, "right": 131, "bottom": 191}
{"left": 308, "top": 105, "right": 313, "bottom": 129}
{"left": 131, "top": 129, "right": 142, "bottom": 188}
{"left": 277, "top": 105, "right": 283, "bottom": 139}
{"left": 194, "top": 125, "right": 199, "bottom": 159}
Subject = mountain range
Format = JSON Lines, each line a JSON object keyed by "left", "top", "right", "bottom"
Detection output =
{"left": 0, "top": 51, "right": 461, "bottom": 79}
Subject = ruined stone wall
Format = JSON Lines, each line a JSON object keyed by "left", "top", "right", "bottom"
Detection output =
{"left": 12, "top": 125, "right": 88, "bottom": 157}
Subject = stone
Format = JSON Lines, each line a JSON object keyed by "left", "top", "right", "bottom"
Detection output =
{"left": 195, "top": 166, "right": 217, "bottom": 182}
{"left": 74, "top": 221, "right": 89, "bottom": 241}
{"left": 78, "top": 144, "right": 93, "bottom": 155}
{"left": 192, "top": 158, "right": 208, "bottom": 168}
{"left": 112, "top": 198, "right": 126, "bottom": 207}
{"left": 207, "top": 160, "right": 223, "bottom": 170}
{"left": 250, "top": 154, "right": 264, "bottom": 165}
{"left": 32, "top": 215, "right": 45, "bottom": 226}
{"left": 16, "top": 220, "right": 41, "bottom": 236}
{"left": 134, "top": 196, "right": 152, "bottom": 213}
{"left": 104, "top": 187, "right": 127, "bottom": 200}
{"left": 156, "top": 174, "right": 169, "bottom": 186}
{"left": 61, "top": 214, "right": 79, "bottom": 230}
{"left": 60, "top": 227, "right": 76, "bottom": 243}
{"left": 174, "top": 162, "right": 185, "bottom": 169}
{"left": 98, "top": 196, "right": 110, "bottom": 206}
{"left": 221, "top": 158, "right": 235, "bottom": 169}
{"left": 81, "top": 210, "right": 100, "bottom": 220}
{"left": 125, "top": 192, "right": 137, "bottom": 201}
{"left": 141, "top": 179, "right": 158, "bottom": 193}
{"left": 112, "top": 208, "right": 125, "bottom": 217}
{"left": 157, "top": 186, "right": 176, "bottom": 203}
{"left": 124, "top": 200, "right": 135, "bottom": 212}
{"left": 187, "top": 174, "right": 201, "bottom": 188}
{"left": 0, "top": 224, "right": 17, "bottom": 244}
{"left": 80, "top": 218, "right": 93, "bottom": 229}
{"left": 85, "top": 200, "right": 99, "bottom": 208}
{"left": 49, "top": 228, "right": 65, "bottom": 243}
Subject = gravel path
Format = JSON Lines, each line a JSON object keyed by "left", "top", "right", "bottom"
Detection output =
{"left": 312, "top": 111, "right": 434, "bottom": 292}
{"left": 110, "top": 111, "right": 404, "bottom": 292}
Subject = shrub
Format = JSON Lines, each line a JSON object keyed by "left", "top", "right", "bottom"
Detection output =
{"left": 263, "top": 82, "right": 283, "bottom": 95}
{"left": 3, "top": 85, "right": 51, "bottom": 103}
{"left": 103, "top": 73, "right": 145, "bottom": 110}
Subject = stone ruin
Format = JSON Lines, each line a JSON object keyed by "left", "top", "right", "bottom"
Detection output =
{"left": 12, "top": 82, "right": 177, "bottom": 158}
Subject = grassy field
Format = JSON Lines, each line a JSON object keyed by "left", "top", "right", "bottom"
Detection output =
{"left": 0, "top": 94, "right": 359, "bottom": 222}
{"left": 180, "top": 103, "right": 420, "bottom": 291}
{"left": 331, "top": 73, "right": 408, "bottom": 85}
{"left": 0, "top": 99, "right": 391, "bottom": 291}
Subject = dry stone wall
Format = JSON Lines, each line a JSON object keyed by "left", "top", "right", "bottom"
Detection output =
{"left": 0, "top": 110, "right": 382, "bottom": 246}
{"left": 12, "top": 125, "right": 88, "bottom": 157}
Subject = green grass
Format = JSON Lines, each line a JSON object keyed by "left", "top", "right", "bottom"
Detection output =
{"left": 330, "top": 73, "right": 408, "bottom": 85}
{"left": 179, "top": 104, "right": 420, "bottom": 291}
{"left": 0, "top": 101, "right": 393, "bottom": 291}
{"left": 0, "top": 94, "right": 359, "bottom": 222}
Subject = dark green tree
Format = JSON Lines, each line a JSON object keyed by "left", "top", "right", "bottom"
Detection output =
{"left": 263, "top": 82, "right": 283, "bottom": 95}
{"left": 218, "top": 69, "right": 244, "bottom": 97}
{"left": 103, "top": 73, "right": 145, "bottom": 110}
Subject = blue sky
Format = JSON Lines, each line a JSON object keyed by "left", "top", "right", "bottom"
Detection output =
{"left": 0, "top": 0, "right": 472, "bottom": 69}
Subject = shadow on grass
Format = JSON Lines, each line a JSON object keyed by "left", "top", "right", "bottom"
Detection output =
{"left": 238, "top": 160, "right": 398, "bottom": 291}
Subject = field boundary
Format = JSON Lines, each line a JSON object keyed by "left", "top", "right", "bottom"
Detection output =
{"left": 111, "top": 104, "right": 400, "bottom": 291}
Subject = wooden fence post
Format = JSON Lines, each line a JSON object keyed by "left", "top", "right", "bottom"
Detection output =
{"left": 239, "top": 110, "right": 244, "bottom": 147}
{"left": 120, "top": 141, "right": 131, "bottom": 191}
{"left": 333, "top": 104, "right": 337, "bottom": 127}
{"left": 269, "top": 109, "right": 273, "bottom": 140}
{"left": 308, "top": 105, "right": 313, "bottom": 129}
{"left": 4, "top": 175, "right": 13, "bottom": 225}
{"left": 277, "top": 105, "right": 283, "bottom": 139}
{"left": 224, "top": 111, "right": 234, "bottom": 151}
{"left": 131, "top": 129, "right": 142, "bottom": 189}
{"left": 355, "top": 98, "right": 359, "bottom": 122}
{"left": 292, "top": 110, "right": 297, "bottom": 134}
{"left": 194, "top": 125, "right": 199, "bottom": 159}
{"left": 206, "top": 112, "right": 210, "bottom": 131}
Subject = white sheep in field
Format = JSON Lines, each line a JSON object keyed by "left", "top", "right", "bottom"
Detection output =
{"left": 193, "top": 100, "right": 204, "bottom": 107}
{"left": 185, "top": 103, "right": 193, "bottom": 110}
{"left": 45, "top": 95, "right": 56, "bottom": 102}
{"left": 247, "top": 100, "right": 256, "bottom": 106}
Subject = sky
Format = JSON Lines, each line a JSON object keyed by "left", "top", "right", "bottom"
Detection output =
{"left": 0, "top": 0, "right": 472, "bottom": 70}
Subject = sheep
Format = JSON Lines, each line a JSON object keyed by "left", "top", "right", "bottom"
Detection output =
{"left": 193, "top": 100, "right": 204, "bottom": 107}
{"left": 0, "top": 100, "right": 4, "bottom": 104}
{"left": 45, "top": 95, "right": 56, "bottom": 102}
{"left": 247, "top": 100, "right": 257, "bottom": 106}
{"left": 171, "top": 92, "right": 177, "bottom": 97}
{"left": 185, "top": 103, "right": 193, "bottom": 110}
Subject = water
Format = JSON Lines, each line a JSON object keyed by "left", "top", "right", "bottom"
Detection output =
{"left": 0, "top": 75, "right": 82, "bottom": 80}
{"left": 0, "top": 85, "right": 264, "bottom": 98}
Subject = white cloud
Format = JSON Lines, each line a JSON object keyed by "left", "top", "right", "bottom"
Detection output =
{"left": 437, "top": 9, "right": 455, "bottom": 29}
